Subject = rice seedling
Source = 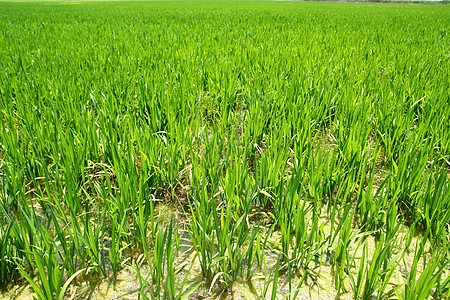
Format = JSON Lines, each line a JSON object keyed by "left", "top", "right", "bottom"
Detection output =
{"left": 15, "top": 239, "right": 83, "bottom": 300}
{"left": 0, "top": 205, "right": 14, "bottom": 282}
{"left": 135, "top": 219, "right": 201, "bottom": 300}
{"left": 399, "top": 233, "right": 450, "bottom": 300}
{"left": 332, "top": 204, "right": 355, "bottom": 293}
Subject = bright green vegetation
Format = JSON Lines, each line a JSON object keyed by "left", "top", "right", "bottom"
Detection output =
{"left": 0, "top": 1, "right": 449, "bottom": 299}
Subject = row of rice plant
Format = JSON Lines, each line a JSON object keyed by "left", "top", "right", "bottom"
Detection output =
{"left": 0, "top": 1, "right": 449, "bottom": 299}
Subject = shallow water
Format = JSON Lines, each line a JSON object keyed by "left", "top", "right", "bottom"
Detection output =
{"left": 2, "top": 206, "right": 444, "bottom": 300}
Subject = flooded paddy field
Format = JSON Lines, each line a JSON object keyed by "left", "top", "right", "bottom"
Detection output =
{"left": 0, "top": 1, "right": 449, "bottom": 299}
{"left": 2, "top": 203, "right": 447, "bottom": 299}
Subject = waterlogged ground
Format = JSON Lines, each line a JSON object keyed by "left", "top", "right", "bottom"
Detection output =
{"left": 2, "top": 204, "right": 443, "bottom": 300}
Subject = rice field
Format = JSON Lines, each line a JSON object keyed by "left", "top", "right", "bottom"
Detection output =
{"left": 0, "top": 1, "right": 449, "bottom": 299}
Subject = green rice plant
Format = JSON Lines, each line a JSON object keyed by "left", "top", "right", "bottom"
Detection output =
{"left": 132, "top": 173, "right": 161, "bottom": 264}
{"left": 195, "top": 126, "right": 226, "bottom": 195}
{"left": 109, "top": 121, "right": 142, "bottom": 225}
{"left": 10, "top": 200, "right": 84, "bottom": 300}
{"left": 87, "top": 164, "right": 136, "bottom": 277}
{"left": 245, "top": 94, "right": 272, "bottom": 148}
{"left": 136, "top": 219, "right": 201, "bottom": 300}
{"left": 355, "top": 166, "right": 378, "bottom": 230}
{"left": 61, "top": 195, "right": 95, "bottom": 275}
{"left": 216, "top": 193, "right": 261, "bottom": 286}
{"left": 376, "top": 204, "right": 404, "bottom": 299}
{"left": 133, "top": 126, "right": 165, "bottom": 255}
{"left": 417, "top": 166, "right": 450, "bottom": 244}
{"left": 244, "top": 226, "right": 263, "bottom": 280}
{"left": 348, "top": 237, "right": 366, "bottom": 300}
{"left": 353, "top": 154, "right": 387, "bottom": 231}
{"left": 321, "top": 149, "right": 344, "bottom": 204}
{"left": 399, "top": 234, "right": 449, "bottom": 300}
{"left": 151, "top": 219, "right": 168, "bottom": 296}
{"left": 163, "top": 221, "right": 203, "bottom": 300}
{"left": 212, "top": 192, "right": 244, "bottom": 286}
{"left": 94, "top": 161, "right": 134, "bottom": 263}
{"left": 433, "top": 261, "right": 450, "bottom": 300}
{"left": 162, "top": 127, "right": 189, "bottom": 199}
{"left": 274, "top": 170, "right": 324, "bottom": 289}
{"left": 0, "top": 162, "right": 25, "bottom": 213}
{"left": 375, "top": 96, "right": 414, "bottom": 163}
{"left": 0, "top": 204, "right": 14, "bottom": 282}
{"left": 190, "top": 159, "right": 260, "bottom": 288}
{"left": 59, "top": 129, "right": 88, "bottom": 204}
{"left": 260, "top": 254, "right": 281, "bottom": 300}
{"left": 352, "top": 225, "right": 403, "bottom": 300}
{"left": 290, "top": 198, "right": 323, "bottom": 273}
{"left": 350, "top": 218, "right": 396, "bottom": 299}
{"left": 326, "top": 170, "right": 358, "bottom": 252}
{"left": 270, "top": 260, "right": 280, "bottom": 300}
{"left": 280, "top": 196, "right": 318, "bottom": 300}
{"left": 0, "top": 163, "right": 27, "bottom": 281}
{"left": 12, "top": 197, "right": 51, "bottom": 275}
{"left": 74, "top": 197, "right": 108, "bottom": 278}
{"left": 305, "top": 142, "right": 327, "bottom": 203}
{"left": 49, "top": 207, "right": 78, "bottom": 277}
{"left": 16, "top": 242, "right": 84, "bottom": 300}
{"left": 390, "top": 137, "right": 429, "bottom": 220}
{"left": 162, "top": 219, "right": 177, "bottom": 299}
{"left": 107, "top": 207, "right": 129, "bottom": 277}
{"left": 334, "top": 94, "right": 373, "bottom": 168}
{"left": 187, "top": 184, "right": 215, "bottom": 283}
{"left": 333, "top": 204, "right": 355, "bottom": 293}
{"left": 356, "top": 239, "right": 384, "bottom": 299}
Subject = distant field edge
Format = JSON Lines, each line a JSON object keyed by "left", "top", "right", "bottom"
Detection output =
{"left": 0, "top": 0, "right": 448, "bottom": 3}
{"left": 281, "top": 0, "right": 448, "bottom": 4}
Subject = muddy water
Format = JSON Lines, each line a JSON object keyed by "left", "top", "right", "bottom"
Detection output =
{"left": 1, "top": 206, "right": 446, "bottom": 300}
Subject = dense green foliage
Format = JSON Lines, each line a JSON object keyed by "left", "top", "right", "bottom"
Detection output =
{"left": 0, "top": 1, "right": 449, "bottom": 299}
